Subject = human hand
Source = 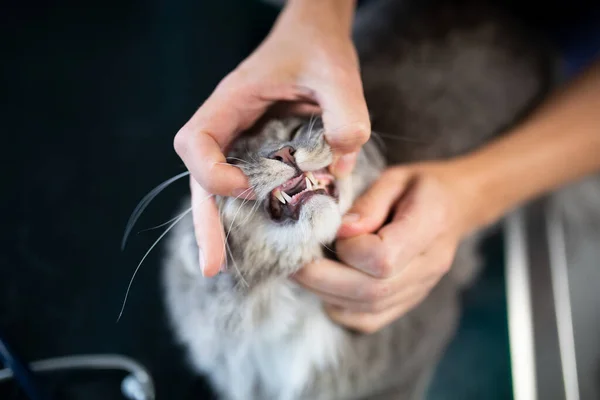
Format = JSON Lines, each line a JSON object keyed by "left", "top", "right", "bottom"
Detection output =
{"left": 293, "top": 162, "right": 487, "bottom": 333}
{"left": 174, "top": 0, "right": 370, "bottom": 277}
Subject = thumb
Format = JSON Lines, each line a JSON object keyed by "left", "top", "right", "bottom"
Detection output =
{"left": 337, "top": 169, "right": 412, "bottom": 238}
{"left": 318, "top": 76, "right": 371, "bottom": 178}
{"left": 190, "top": 178, "right": 225, "bottom": 277}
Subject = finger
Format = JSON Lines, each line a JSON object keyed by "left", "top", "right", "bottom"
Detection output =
{"left": 335, "top": 234, "right": 389, "bottom": 278}
{"left": 338, "top": 169, "right": 412, "bottom": 238}
{"left": 330, "top": 152, "right": 358, "bottom": 179}
{"left": 325, "top": 290, "right": 430, "bottom": 334}
{"left": 316, "top": 279, "right": 435, "bottom": 313}
{"left": 190, "top": 178, "right": 225, "bottom": 277}
{"left": 268, "top": 101, "right": 322, "bottom": 118}
{"left": 175, "top": 81, "right": 311, "bottom": 196}
{"left": 336, "top": 230, "right": 444, "bottom": 280}
{"left": 296, "top": 246, "right": 443, "bottom": 303}
{"left": 320, "top": 85, "right": 370, "bottom": 154}
{"left": 293, "top": 258, "right": 393, "bottom": 302}
{"left": 315, "top": 74, "right": 370, "bottom": 175}
{"left": 376, "top": 179, "right": 447, "bottom": 272}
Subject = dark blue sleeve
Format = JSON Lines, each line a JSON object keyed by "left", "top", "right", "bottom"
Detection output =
{"left": 551, "top": 8, "right": 600, "bottom": 77}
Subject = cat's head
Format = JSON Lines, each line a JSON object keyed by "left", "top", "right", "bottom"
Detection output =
{"left": 217, "top": 117, "right": 384, "bottom": 257}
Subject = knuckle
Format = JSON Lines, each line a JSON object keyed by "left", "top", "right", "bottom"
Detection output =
{"left": 426, "top": 200, "right": 447, "bottom": 229}
{"left": 173, "top": 128, "right": 190, "bottom": 156}
{"left": 356, "top": 319, "right": 383, "bottom": 334}
{"left": 328, "top": 121, "right": 371, "bottom": 149}
{"left": 438, "top": 261, "right": 452, "bottom": 275}
{"left": 439, "top": 247, "right": 456, "bottom": 275}
{"left": 381, "top": 167, "right": 406, "bottom": 186}
{"left": 349, "top": 122, "right": 371, "bottom": 145}
{"left": 362, "top": 281, "right": 391, "bottom": 302}
{"left": 370, "top": 253, "right": 394, "bottom": 279}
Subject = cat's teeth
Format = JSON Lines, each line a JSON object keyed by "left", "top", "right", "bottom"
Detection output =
{"left": 305, "top": 177, "right": 313, "bottom": 191}
{"left": 274, "top": 190, "right": 286, "bottom": 204}
{"left": 306, "top": 172, "right": 318, "bottom": 186}
{"left": 281, "top": 191, "right": 293, "bottom": 203}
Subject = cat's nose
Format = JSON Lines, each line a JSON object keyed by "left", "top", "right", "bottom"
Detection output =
{"left": 269, "top": 145, "right": 296, "bottom": 166}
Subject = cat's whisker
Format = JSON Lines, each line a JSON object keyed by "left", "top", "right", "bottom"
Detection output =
{"left": 136, "top": 214, "right": 185, "bottom": 235}
{"left": 216, "top": 212, "right": 229, "bottom": 274}
{"left": 221, "top": 188, "right": 255, "bottom": 234}
{"left": 121, "top": 170, "right": 190, "bottom": 250}
{"left": 226, "top": 240, "right": 248, "bottom": 288}
{"left": 237, "top": 196, "right": 261, "bottom": 229}
{"left": 223, "top": 193, "right": 253, "bottom": 271}
{"left": 226, "top": 198, "right": 251, "bottom": 240}
{"left": 370, "top": 131, "right": 426, "bottom": 144}
{"left": 307, "top": 113, "right": 317, "bottom": 142}
{"left": 226, "top": 157, "right": 250, "bottom": 164}
{"left": 369, "top": 131, "right": 387, "bottom": 152}
{"left": 117, "top": 207, "right": 192, "bottom": 322}
{"left": 226, "top": 188, "right": 254, "bottom": 230}
{"left": 215, "top": 162, "right": 243, "bottom": 169}
{"left": 246, "top": 201, "right": 261, "bottom": 225}
{"left": 218, "top": 190, "right": 252, "bottom": 286}
{"left": 319, "top": 241, "right": 335, "bottom": 253}
{"left": 118, "top": 192, "right": 213, "bottom": 322}
{"left": 232, "top": 187, "right": 253, "bottom": 201}
{"left": 220, "top": 202, "right": 248, "bottom": 288}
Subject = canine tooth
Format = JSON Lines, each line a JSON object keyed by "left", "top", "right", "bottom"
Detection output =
{"left": 306, "top": 172, "right": 318, "bottom": 186}
{"left": 274, "top": 190, "right": 286, "bottom": 204}
{"left": 282, "top": 191, "right": 293, "bottom": 203}
{"left": 305, "top": 177, "right": 313, "bottom": 190}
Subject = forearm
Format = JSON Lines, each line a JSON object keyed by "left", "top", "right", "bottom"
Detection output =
{"left": 279, "top": 0, "right": 357, "bottom": 36}
{"left": 457, "top": 59, "right": 600, "bottom": 228}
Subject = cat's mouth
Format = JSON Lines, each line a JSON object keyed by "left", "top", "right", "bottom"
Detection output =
{"left": 267, "top": 169, "right": 338, "bottom": 222}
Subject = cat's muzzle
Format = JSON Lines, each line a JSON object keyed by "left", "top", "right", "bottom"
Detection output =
{"left": 267, "top": 169, "right": 338, "bottom": 222}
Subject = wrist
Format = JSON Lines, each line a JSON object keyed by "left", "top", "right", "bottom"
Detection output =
{"left": 435, "top": 156, "right": 511, "bottom": 234}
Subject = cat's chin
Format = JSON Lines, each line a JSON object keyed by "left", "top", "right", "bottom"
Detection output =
{"left": 298, "top": 195, "right": 342, "bottom": 245}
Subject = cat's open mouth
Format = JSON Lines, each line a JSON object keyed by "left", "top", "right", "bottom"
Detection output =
{"left": 267, "top": 169, "right": 338, "bottom": 221}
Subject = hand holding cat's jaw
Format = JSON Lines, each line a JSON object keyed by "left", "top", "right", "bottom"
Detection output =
{"left": 297, "top": 163, "right": 485, "bottom": 333}
{"left": 173, "top": 0, "right": 370, "bottom": 279}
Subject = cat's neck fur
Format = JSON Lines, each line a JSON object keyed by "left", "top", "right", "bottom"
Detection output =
{"left": 222, "top": 210, "right": 328, "bottom": 289}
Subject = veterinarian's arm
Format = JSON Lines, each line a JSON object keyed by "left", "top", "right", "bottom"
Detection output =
{"left": 175, "top": 0, "right": 369, "bottom": 276}
{"left": 452, "top": 59, "right": 600, "bottom": 228}
{"left": 295, "top": 59, "right": 600, "bottom": 333}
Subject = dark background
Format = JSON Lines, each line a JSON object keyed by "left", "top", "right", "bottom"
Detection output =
{"left": 1, "top": 0, "right": 598, "bottom": 399}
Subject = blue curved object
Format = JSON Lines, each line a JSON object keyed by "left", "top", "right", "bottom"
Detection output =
{"left": 0, "top": 329, "right": 45, "bottom": 400}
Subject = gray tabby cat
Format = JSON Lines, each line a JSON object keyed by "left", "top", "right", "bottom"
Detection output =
{"left": 163, "top": 1, "right": 555, "bottom": 399}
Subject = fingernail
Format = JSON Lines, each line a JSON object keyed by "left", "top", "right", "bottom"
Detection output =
{"left": 231, "top": 187, "right": 255, "bottom": 200}
{"left": 294, "top": 85, "right": 316, "bottom": 99}
{"left": 198, "top": 249, "right": 205, "bottom": 276}
{"left": 342, "top": 213, "right": 361, "bottom": 224}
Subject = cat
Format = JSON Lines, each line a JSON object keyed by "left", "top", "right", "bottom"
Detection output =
{"left": 162, "top": 1, "right": 556, "bottom": 399}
